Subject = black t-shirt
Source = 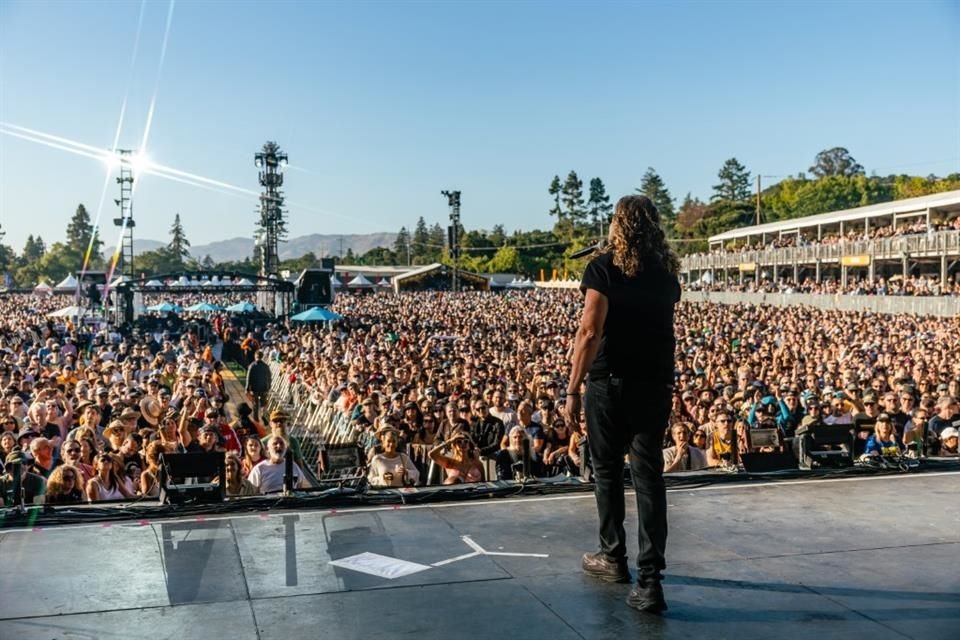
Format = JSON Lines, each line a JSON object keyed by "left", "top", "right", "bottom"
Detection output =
{"left": 580, "top": 252, "right": 680, "bottom": 381}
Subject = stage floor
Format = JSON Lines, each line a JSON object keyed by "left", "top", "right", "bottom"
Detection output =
{"left": 1, "top": 472, "right": 957, "bottom": 640}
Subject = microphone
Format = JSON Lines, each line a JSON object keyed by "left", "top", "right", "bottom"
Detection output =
{"left": 569, "top": 239, "right": 607, "bottom": 260}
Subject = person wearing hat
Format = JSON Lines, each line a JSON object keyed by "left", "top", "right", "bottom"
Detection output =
{"left": 367, "top": 424, "right": 419, "bottom": 488}
{"left": 138, "top": 396, "right": 162, "bottom": 432}
{"left": 939, "top": 427, "right": 959, "bottom": 456}
{"left": 863, "top": 414, "right": 902, "bottom": 458}
{"left": 1, "top": 450, "right": 47, "bottom": 505}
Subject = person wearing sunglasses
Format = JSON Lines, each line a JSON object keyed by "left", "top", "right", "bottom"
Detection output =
{"left": 44, "top": 464, "right": 84, "bottom": 505}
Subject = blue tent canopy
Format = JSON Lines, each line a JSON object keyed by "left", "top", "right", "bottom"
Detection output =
{"left": 290, "top": 307, "right": 343, "bottom": 322}
{"left": 226, "top": 301, "right": 257, "bottom": 313}
{"left": 185, "top": 302, "right": 223, "bottom": 312}
{"left": 147, "top": 302, "right": 184, "bottom": 313}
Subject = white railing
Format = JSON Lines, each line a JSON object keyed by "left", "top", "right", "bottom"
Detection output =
{"left": 682, "top": 290, "right": 960, "bottom": 317}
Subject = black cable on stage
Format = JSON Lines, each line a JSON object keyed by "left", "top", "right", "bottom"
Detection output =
{"left": 3, "top": 458, "right": 957, "bottom": 530}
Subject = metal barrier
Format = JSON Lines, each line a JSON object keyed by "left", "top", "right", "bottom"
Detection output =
{"left": 262, "top": 362, "right": 360, "bottom": 486}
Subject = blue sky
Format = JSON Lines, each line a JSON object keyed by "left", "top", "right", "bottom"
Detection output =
{"left": 1, "top": 0, "right": 958, "bottom": 252}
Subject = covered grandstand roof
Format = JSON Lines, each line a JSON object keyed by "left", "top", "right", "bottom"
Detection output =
{"left": 709, "top": 189, "right": 960, "bottom": 243}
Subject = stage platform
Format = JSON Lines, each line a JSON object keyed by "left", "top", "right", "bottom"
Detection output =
{"left": 1, "top": 471, "right": 957, "bottom": 640}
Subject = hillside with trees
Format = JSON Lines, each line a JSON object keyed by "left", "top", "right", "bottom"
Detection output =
{"left": 2, "top": 148, "right": 957, "bottom": 285}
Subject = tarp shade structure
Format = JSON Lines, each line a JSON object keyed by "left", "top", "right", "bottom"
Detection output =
{"left": 33, "top": 282, "right": 53, "bottom": 295}
{"left": 226, "top": 301, "right": 257, "bottom": 313}
{"left": 144, "top": 279, "right": 164, "bottom": 288}
{"left": 185, "top": 302, "right": 223, "bottom": 312}
{"left": 48, "top": 305, "right": 91, "bottom": 318}
{"left": 146, "top": 302, "right": 184, "bottom": 313}
{"left": 55, "top": 274, "right": 79, "bottom": 291}
{"left": 347, "top": 274, "right": 374, "bottom": 288}
{"left": 289, "top": 307, "right": 343, "bottom": 322}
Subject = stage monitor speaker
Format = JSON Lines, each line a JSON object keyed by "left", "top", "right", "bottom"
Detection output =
{"left": 158, "top": 452, "right": 225, "bottom": 505}
{"left": 295, "top": 269, "right": 333, "bottom": 306}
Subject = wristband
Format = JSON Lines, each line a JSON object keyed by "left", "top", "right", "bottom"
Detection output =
{"left": 565, "top": 392, "right": 581, "bottom": 397}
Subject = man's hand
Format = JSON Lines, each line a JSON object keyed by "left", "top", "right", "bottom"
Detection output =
{"left": 564, "top": 394, "right": 582, "bottom": 426}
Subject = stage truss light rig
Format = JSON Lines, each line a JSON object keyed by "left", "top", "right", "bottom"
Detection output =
{"left": 441, "top": 189, "right": 461, "bottom": 293}
{"left": 254, "top": 141, "right": 288, "bottom": 278}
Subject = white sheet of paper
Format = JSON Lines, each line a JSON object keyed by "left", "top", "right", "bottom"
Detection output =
{"left": 329, "top": 552, "right": 432, "bottom": 580}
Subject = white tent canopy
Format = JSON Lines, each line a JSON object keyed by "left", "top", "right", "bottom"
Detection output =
{"left": 55, "top": 274, "right": 78, "bottom": 291}
{"left": 48, "top": 305, "right": 90, "bottom": 318}
{"left": 33, "top": 282, "right": 53, "bottom": 293}
{"left": 347, "top": 274, "right": 373, "bottom": 287}
{"left": 330, "top": 275, "right": 342, "bottom": 287}
{"left": 145, "top": 279, "right": 163, "bottom": 288}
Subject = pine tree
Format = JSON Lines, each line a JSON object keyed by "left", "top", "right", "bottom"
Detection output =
{"left": 489, "top": 224, "right": 506, "bottom": 247}
{"left": 587, "top": 177, "right": 613, "bottom": 236}
{"left": 712, "top": 158, "right": 752, "bottom": 203}
{"left": 168, "top": 213, "right": 191, "bottom": 263}
{"left": 65, "top": 203, "right": 102, "bottom": 262}
{"left": 413, "top": 217, "right": 430, "bottom": 261}
{"left": 561, "top": 170, "right": 586, "bottom": 224}
{"left": 21, "top": 235, "right": 46, "bottom": 263}
{"left": 638, "top": 167, "right": 676, "bottom": 223}
{"left": 393, "top": 226, "right": 411, "bottom": 264}
{"left": 548, "top": 175, "right": 563, "bottom": 220}
{"left": 428, "top": 223, "right": 446, "bottom": 262}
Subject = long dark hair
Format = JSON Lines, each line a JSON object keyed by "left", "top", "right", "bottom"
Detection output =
{"left": 604, "top": 195, "right": 679, "bottom": 277}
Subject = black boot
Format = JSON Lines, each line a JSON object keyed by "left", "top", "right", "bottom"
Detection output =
{"left": 626, "top": 575, "right": 667, "bottom": 614}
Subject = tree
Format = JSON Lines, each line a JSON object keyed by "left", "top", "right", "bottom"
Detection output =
{"left": 65, "top": 203, "right": 102, "bottom": 265}
{"left": 547, "top": 175, "right": 563, "bottom": 220}
{"left": 22, "top": 235, "right": 46, "bottom": 263}
{"left": 489, "top": 224, "right": 506, "bottom": 248}
{"left": 200, "top": 255, "right": 216, "bottom": 270}
{"left": 675, "top": 193, "right": 710, "bottom": 237}
{"left": 587, "top": 177, "right": 613, "bottom": 236}
{"left": 809, "top": 147, "right": 864, "bottom": 179}
{"left": 168, "top": 213, "right": 191, "bottom": 265}
{"left": 712, "top": 158, "right": 752, "bottom": 203}
{"left": 412, "top": 217, "right": 430, "bottom": 262}
{"left": 638, "top": 167, "right": 675, "bottom": 225}
{"left": 485, "top": 246, "right": 523, "bottom": 273}
{"left": 0, "top": 224, "right": 13, "bottom": 282}
{"left": 428, "top": 223, "right": 446, "bottom": 262}
{"left": 344, "top": 247, "right": 356, "bottom": 263}
{"left": 393, "top": 226, "right": 411, "bottom": 264}
{"left": 561, "top": 170, "right": 586, "bottom": 224}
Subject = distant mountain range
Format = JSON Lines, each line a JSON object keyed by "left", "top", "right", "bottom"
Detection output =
{"left": 107, "top": 232, "right": 397, "bottom": 263}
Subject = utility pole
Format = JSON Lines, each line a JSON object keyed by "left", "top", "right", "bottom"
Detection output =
{"left": 756, "top": 174, "right": 762, "bottom": 225}
{"left": 441, "top": 190, "right": 461, "bottom": 293}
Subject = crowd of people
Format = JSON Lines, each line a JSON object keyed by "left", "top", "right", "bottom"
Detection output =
{"left": 693, "top": 216, "right": 960, "bottom": 257}
{"left": 686, "top": 274, "right": 960, "bottom": 297}
{"left": 2, "top": 287, "right": 958, "bottom": 507}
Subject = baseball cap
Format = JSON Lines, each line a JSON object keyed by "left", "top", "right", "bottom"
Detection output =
{"left": 940, "top": 427, "right": 959, "bottom": 440}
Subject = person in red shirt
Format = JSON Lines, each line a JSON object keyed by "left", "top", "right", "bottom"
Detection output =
{"left": 202, "top": 408, "right": 241, "bottom": 453}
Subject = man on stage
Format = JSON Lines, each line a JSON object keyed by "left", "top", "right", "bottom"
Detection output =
{"left": 565, "top": 194, "right": 681, "bottom": 614}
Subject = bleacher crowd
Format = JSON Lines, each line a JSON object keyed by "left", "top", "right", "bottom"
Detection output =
{"left": 2, "top": 288, "right": 958, "bottom": 506}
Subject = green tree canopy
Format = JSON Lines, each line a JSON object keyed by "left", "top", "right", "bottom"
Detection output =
{"left": 638, "top": 167, "right": 676, "bottom": 226}
{"left": 809, "top": 147, "right": 864, "bottom": 178}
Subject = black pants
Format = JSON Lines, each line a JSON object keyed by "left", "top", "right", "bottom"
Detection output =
{"left": 585, "top": 375, "right": 671, "bottom": 578}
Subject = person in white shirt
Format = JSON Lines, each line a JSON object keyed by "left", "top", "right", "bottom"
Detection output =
{"left": 248, "top": 435, "right": 307, "bottom": 494}
{"left": 367, "top": 425, "right": 419, "bottom": 487}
